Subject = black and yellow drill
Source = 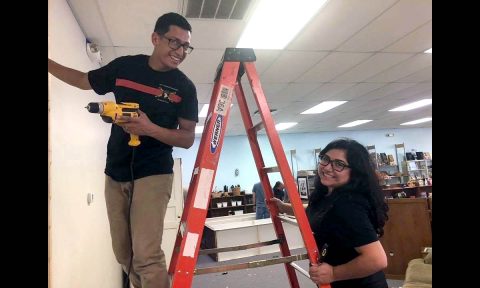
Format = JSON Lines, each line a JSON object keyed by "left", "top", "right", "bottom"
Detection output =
{"left": 85, "top": 101, "right": 141, "bottom": 147}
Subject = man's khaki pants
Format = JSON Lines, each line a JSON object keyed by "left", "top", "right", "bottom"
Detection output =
{"left": 105, "top": 174, "right": 173, "bottom": 288}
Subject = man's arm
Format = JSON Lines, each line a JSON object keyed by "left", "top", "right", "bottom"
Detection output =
{"left": 48, "top": 59, "right": 91, "bottom": 90}
{"left": 120, "top": 112, "right": 196, "bottom": 149}
{"left": 147, "top": 117, "right": 196, "bottom": 148}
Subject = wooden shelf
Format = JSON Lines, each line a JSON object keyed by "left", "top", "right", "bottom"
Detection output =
{"left": 210, "top": 206, "right": 246, "bottom": 210}
{"left": 382, "top": 185, "right": 432, "bottom": 191}
{"left": 208, "top": 193, "right": 255, "bottom": 217}
{"left": 382, "top": 185, "right": 432, "bottom": 199}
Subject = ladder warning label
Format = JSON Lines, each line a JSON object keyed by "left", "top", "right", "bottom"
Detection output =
{"left": 210, "top": 115, "right": 222, "bottom": 153}
{"left": 193, "top": 168, "right": 214, "bottom": 209}
{"left": 214, "top": 85, "right": 233, "bottom": 116}
{"left": 183, "top": 232, "right": 199, "bottom": 258}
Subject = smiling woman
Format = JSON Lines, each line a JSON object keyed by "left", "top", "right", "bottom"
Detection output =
{"left": 271, "top": 138, "right": 389, "bottom": 288}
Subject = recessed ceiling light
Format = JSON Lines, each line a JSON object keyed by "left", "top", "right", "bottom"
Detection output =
{"left": 389, "top": 99, "right": 432, "bottom": 112}
{"left": 237, "top": 0, "right": 329, "bottom": 49}
{"left": 275, "top": 122, "right": 297, "bottom": 130}
{"left": 338, "top": 120, "right": 372, "bottom": 128}
{"left": 301, "top": 101, "right": 347, "bottom": 114}
{"left": 400, "top": 118, "right": 432, "bottom": 125}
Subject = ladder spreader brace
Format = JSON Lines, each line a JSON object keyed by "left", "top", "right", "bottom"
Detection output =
{"left": 168, "top": 48, "right": 331, "bottom": 288}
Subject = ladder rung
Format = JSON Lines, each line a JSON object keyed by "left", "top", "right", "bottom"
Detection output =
{"left": 263, "top": 166, "right": 279, "bottom": 173}
{"left": 251, "top": 122, "right": 264, "bottom": 132}
{"left": 199, "top": 239, "right": 281, "bottom": 255}
{"left": 194, "top": 253, "right": 309, "bottom": 275}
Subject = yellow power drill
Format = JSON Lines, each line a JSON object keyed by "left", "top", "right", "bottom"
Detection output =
{"left": 85, "top": 101, "right": 141, "bottom": 147}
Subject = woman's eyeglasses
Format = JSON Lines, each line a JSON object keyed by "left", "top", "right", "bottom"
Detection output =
{"left": 319, "top": 154, "right": 350, "bottom": 172}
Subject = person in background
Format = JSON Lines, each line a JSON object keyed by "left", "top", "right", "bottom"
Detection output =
{"left": 271, "top": 138, "right": 389, "bottom": 288}
{"left": 48, "top": 12, "right": 198, "bottom": 288}
{"left": 282, "top": 182, "right": 296, "bottom": 203}
{"left": 252, "top": 182, "right": 270, "bottom": 219}
{"left": 272, "top": 181, "right": 285, "bottom": 201}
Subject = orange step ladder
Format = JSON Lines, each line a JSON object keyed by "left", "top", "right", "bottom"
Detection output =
{"left": 168, "top": 48, "right": 330, "bottom": 288}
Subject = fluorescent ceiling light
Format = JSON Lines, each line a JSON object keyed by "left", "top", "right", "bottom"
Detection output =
{"left": 275, "top": 122, "right": 297, "bottom": 131}
{"left": 198, "top": 103, "right": 234, "bottom": 118}
{"left": 301, "top": 101, "right": 347, "bottom": 114}
{"left": 389, "top": 99, "right": 432, "bottom": 111}
{"left": 198, "top": 104, "right": 209, "bottom": 117}
{"left": 339, "top": 120, "right": 372, "bottom": 128}
{"left": 237, "top": 0, "right": 328, "bottom": 49}
{"left": 424, "top": 48, "right": 432, "bottom": 53}
{"left": 400, "top": 118, "right": 432, "bottom": 125}
{"left": 195, "top": 126, "right": 204, "bottom": 134}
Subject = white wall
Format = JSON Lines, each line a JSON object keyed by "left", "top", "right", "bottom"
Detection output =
{"left": 173, "top": 127, "right": 432, "bottom": 193}
{"left": 48, "top": 0, "right": 121, "bottom": 287}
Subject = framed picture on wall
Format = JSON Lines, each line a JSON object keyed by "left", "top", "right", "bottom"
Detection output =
{"left": 297, "top": 177, "right": 308, "bottom": 199}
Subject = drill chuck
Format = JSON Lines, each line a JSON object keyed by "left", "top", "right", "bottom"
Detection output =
{"left": 85, "top": 102, "right": 102, "bottom": 113}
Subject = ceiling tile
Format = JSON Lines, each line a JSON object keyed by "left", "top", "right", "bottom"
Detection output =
{"left": 296, "top": 52, "right": 372, "bottom": 83}
{"left": 338, "top": 0, "right": 432, "bottom": 52}
{"left": 332, "top": 53, "right": 412, "bottom": 83}
{"left": 261, "top": 51, "right": 328, "bottom": 83}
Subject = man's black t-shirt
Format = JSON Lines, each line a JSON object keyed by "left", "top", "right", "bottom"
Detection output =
{"left": 88, "top": 55, "right": 198, "bottom": 181}
{"left": 306, "top": 191, "right": 387, "bottom": 288}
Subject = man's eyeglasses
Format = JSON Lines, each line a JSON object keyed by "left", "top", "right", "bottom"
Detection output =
{"left": 319, "top": 154, "right": 350, "bottom": 172}
{"left": 161, "top": 35, "right": 194, "bottom": 54}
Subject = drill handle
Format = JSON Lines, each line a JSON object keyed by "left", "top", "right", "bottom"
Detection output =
{"left": 128, "top": 134, "right": 141, "bottom": 147}
{"left": 101, "top": 115, "right": 113, "bottom": 123}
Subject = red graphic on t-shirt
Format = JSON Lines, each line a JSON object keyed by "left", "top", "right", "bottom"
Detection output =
{"left": 115, "top": 79, "right": 183, "bottom": 104}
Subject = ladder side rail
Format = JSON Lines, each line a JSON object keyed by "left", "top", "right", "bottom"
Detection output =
{"left": 234, "top": 81, "right": 300, "bottom": 288}
{"left": 168, "top": 78, "right": 224, "bottom": 275}
{"left": 169, "top": 62, "right": 240, "bottom": 288}
{"left": 243, "top": 62, "right": 320, "bottom": 265}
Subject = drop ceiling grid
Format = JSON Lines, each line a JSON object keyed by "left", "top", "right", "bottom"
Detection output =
{"left": 261, "top": 51, "right": 329, "bottom": 83}
{"left": 287, "top": 0, "right": 399, "bottom": 51}
{"left": 338, "top": 0, "right": 432, "bottom": 52}
{"left": 332, "top": 53, "right": 412, "bottom": 83}
{"left": 295, "top": 52, "right": 373, "bottom": 83}
{"left": 383, "top": 20, "right": 432, "bottom": 53}
{"left": 366, "top": 53, "right": 432, "bottom": 83}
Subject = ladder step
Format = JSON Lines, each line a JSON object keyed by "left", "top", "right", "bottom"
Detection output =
{"left": 199, "top": 239, "right": 281, "bottom": 255}
{"left": 194, "top": 253, "right": 308, "bottom": 275}
{"left": 263, "top": 166, "right": 279, "bottom": 173}
{"left": 251, "top": 122, "right": 265, "bottom": 132}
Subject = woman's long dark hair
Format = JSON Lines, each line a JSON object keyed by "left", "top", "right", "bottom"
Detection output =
{"left": 273, "top": 181, "right": 283, "bottom": 190}
{"left": 312, "top": 138, "right": 389, "bottom": 237}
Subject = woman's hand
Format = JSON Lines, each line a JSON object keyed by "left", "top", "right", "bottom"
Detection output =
{"left": 309, "top": 263, "right": 334, "bottom": 285}
{"left": 269, "top": 197, "right": 284, "bottom": 213}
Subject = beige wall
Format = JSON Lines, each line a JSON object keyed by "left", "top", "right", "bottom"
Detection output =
{"left": 48, "top": 0, "right": 121, "bottom": 287}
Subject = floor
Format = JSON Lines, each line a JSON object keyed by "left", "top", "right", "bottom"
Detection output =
{"left": 192, "top": 249, "right": 404, "bottom": 288}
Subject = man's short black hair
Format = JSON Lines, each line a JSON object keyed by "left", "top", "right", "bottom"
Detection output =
{"left": 154, "top": 12, "right": 192, "bottom": 35}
